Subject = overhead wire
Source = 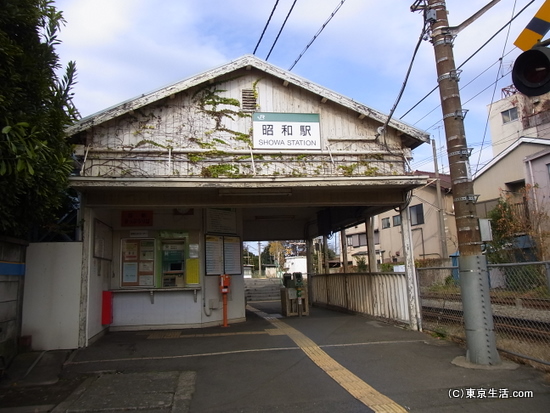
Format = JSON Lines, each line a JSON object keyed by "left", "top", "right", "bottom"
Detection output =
{"left": 422, "top": 66, "right": 513, "bottom": 133}
{"left": 411, "top": 55, "right": 507, "bottom": 127}
{"left": 408, "top": 0, "right": 534, "bottom": 174}
{"left": 474, "top": 0, "right": 519, "bottom": 175}
{"left": 253, "top": 0, "right": 281, "bottom": 55}
{"left": 288, "top": 0, "right": 348, "bottom": 71}
{"left": 400, "top": 0, "right": 535, "bottom": 122}
{"left": 377, "top": 18, "right": 430, "bottom": 143}
{"left": 265, "top": 0, "right": 298, "bottom": 61}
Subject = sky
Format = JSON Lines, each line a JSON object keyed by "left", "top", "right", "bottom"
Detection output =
{"left": 53, "top": 0, "right": 541, "bottom": 175}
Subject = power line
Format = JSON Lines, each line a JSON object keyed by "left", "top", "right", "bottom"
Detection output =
{"left": 265, "top": 0, "right": 298, "bottom": 61}
{"left": 400, "top": 0, "right": 535, "bottom": 121}
{"left": 288, "top": 0, "right": 348, "bottom": 71}
{"left": 474, "top": 0, "right": 519, "bottom": 176}
{"left": 253, "top": 0, "right": 281, "bottom": 55}
{"left": 377, "top": 19, "right": 430, "bottom": 143}
{"left": 411, "top": 56, "right": 506, "bottom": 127}
{"left": 421, "top": 66, "right": 512, "bottom": 133}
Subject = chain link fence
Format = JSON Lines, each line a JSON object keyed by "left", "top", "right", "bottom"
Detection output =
{"left": 417, "top": 261, "right": 550, "bottom": 370}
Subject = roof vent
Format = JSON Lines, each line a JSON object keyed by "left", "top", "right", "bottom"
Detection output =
{"left": 242, "top": 89, "right": 257, "bottom": 112}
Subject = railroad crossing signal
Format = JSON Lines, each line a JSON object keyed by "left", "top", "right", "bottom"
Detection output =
{"left": 512, "top": 1, "right": 550, "bottom": 96}
{"left": 514, "top": 0, "right": 550, "bottom": 51}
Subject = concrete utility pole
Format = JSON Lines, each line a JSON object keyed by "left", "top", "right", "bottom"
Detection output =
{"left": 412, "top": 0, "right": 501, "bottom": 365}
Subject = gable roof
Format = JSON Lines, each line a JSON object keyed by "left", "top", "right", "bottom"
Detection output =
{"left": 474, "top": 137, "right": 550, "bottom": 178}
{"left": 413, "top": 170, "right": 452, "bottom": 191}
{"left": 66, "top": 55, "right": 429, "bottom": 148}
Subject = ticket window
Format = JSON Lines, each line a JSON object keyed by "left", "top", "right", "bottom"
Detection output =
{"left": 162, "top": 240, "right": 185, "bottom": 287}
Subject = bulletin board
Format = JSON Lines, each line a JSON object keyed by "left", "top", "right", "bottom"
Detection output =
{"left": 94, "top": 219, "right": 113, "bottom": 260}
{"left": 205, "top": 234, "right": 242, "bottom": 276}
{"left": 121, "top": 238, "right": 156, "bottom": 287}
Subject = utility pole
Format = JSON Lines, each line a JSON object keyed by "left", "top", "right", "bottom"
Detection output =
{"left": 258, "top": 241, "right": 262, "bottom": 277}
{"left": 412, "top": 0, "right": 501, "bottom": 365}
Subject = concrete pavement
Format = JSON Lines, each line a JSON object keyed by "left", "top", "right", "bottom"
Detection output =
{"left": 2, "top": 301, "right": 549, "bottom": 412}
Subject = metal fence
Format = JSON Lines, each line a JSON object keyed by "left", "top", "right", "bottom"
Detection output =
{"left": 418, "top": 261, "right": 550, "bottom": 369}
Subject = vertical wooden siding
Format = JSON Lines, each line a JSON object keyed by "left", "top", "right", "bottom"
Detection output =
{"left": 311, "top": 273, "right": 410, "bottom": 324}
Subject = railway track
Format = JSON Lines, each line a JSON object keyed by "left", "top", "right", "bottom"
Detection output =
{"left": 422, "top": 306, "right": 550, "bottom": 341}
{"left": 422, "top": 293, "right": 550, "bottom": 310}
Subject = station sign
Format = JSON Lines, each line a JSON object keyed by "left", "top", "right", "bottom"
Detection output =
{"left": 252, "top": 112, "right": 321, "bottom": 150}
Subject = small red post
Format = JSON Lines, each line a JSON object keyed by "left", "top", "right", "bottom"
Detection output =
{"left": 220, "top": 274, "right": 231, "bottom": 327}
{"left": 102, "top": 291, "right": 113, "bottom": 325}
{"left": 222, "top": 292, "right": 228, "bottom": 327}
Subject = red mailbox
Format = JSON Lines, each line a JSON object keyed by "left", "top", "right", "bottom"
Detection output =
{"left": 220, "top": 274, "right": 231, "bottom": 294}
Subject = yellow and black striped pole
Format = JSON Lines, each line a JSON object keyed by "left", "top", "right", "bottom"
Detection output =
{"left": 515, "top": 0, "right": 550, "bottom": 51}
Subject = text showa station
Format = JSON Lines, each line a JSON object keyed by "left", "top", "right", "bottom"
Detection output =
{"left": 252, "top": 112, "right": 321, "bottom": 150}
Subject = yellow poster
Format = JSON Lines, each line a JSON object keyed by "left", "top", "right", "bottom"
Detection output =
{"left": 186, "top": 258, "right": 200, "bottom": 284}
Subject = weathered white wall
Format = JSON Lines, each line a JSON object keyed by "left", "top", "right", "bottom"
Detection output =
{"left": 78, "top": 67, "right": 407, "bottom": 180}
{"left": 22, "top": 243, "right": 82, "bottom": 350}
{"left": 112, "top": 290, "right": 202, "bottom": 328}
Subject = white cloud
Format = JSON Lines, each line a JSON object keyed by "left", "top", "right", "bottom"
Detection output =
{"left": 51, "top": 0, "right": 541, "bottom": 172}
{"left": 57, "top": 0, "right": 146, "bottom": 47}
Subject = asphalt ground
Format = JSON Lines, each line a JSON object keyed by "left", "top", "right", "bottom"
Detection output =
{"left": 1, "top": 301, "right": 550, "bottom": 412}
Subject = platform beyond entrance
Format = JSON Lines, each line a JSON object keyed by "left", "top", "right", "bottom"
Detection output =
{"left": 2, "top": 303, "right": 549, "bottom": 412}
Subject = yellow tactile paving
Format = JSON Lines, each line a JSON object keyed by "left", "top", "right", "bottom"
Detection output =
{"left": 248, "top": 305, "right": 407, "bottom": 413}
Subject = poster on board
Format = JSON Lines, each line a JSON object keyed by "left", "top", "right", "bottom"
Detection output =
{"left": 205, "top": 235, "right": 224, "bottom": 275}
{"left": 205, "top": 234, "right": 242, "bottom": 275}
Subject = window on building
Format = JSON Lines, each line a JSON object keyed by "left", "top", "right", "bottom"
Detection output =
{"left": 392, "top": 215, "right": 401, "bottom": 226}
{"left": 350, "top": 233, "right": 367, "bottom": 247}
{"left": 382, "top": 217, "right": 390, "bottom": 229}
{"left": 409, "top": 204, "right": 424, "bottom": 226}
{"left": 501, "top": 107, "right": 518, "bottom": 124}
{"left": 346, "top": 235, "right": 353, "bottom": 247}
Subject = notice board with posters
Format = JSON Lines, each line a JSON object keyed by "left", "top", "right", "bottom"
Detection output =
{"left": 205, "top": 235, "right": 242, "bottom": 276}
{"left": 121, "top": 238, "right": 156, "bottom": 287}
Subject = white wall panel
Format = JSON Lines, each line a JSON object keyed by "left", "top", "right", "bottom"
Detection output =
{"left": 23, "top": 243, "right": 83, "bottom": 350}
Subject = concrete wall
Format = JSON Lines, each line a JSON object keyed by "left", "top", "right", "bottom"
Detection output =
{"left": 22, "top": 243, "right": 82, "bottom": 350}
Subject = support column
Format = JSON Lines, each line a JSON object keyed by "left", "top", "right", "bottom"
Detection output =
{"left": 366, "top": 217, "right": 378, "bottom": 272}
{"left": 78, "top": 204, "right": 92, "bottom": 348}
{"left": 401, "top": 202, "right": 421, "bottom": 331}
{"left": 340, "top": 229, "right": 349, "bottom": 273}
{"left": 460, "top": 255, "right": 499, "bottom": 364}
{"left": 306, "top": 238, "right": 315, "bottom": 303}
{"left": 323, "top": 235, "right": 330, "bottom": 274}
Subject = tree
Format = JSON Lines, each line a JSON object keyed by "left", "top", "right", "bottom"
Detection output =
{"left": 0, "top": 0, "right": 79, "bottom": 238}
{"left": 486, "top": 185, "right": 550, "bottom": 263}
{"left": 268, "top": 241, "right": 286, "bottom": 271}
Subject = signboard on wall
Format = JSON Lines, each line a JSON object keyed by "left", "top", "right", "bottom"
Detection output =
{"left": 121, "top": 211, "right": 153, "bottom": 227}
{"left": 252, "top": 112, "right": 321, "bottom": 150}
{"left": 206, "top": 208, "right": 237, "bottom": 234}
